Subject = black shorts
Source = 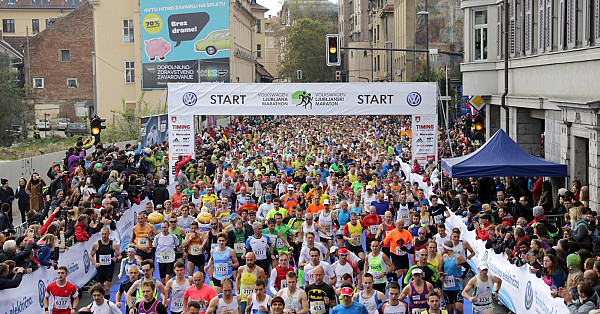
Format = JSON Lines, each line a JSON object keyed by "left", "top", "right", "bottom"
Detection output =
{"left": 158, "top": 262, "right": 174, "bottom": 279}
{"left": 212, "top": 276, "right": 233, "bottom": 287}
{"left": 347, "top": 243, "right": 364, "bottom": 256}
{"left": 233, "top": 256, "right": 245, "bottom": 271}
{"left": 320, "top": 236, "right": 332, "bottom": 244}
{"left": 136, "top": 248, "right": 154, "bottom": 260}
{"left": 382, "top": 246, "right": 390, "bottom": 257}
{"left": 175, "top": 252, "right": 184, "bottom": 260}
{"left": 390, "top": 253, "right": 410, "bottom": 270}
{"left": 444, "top": 290, "right": 464, "bottom": 304}
{"left": 96, "top": 265, "right": 114, "bottom": 283}
{"left": 255, "top": 258, "right": 271, "bottom": 273}
{"left": 365, "top": 237, "right": 378, "bottom": 250}
{"left": 188, "top": 254, "right": 205, "bottom": 267}
{"left": 373, "top": 282, "right": 386, "bottom": 294}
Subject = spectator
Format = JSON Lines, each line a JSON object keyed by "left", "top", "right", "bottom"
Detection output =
{"left": 25, "top": 172, "right": 46, "bottom": 214}
{"left": 543, "top": 254, "right": 567, "bottom": 294}
{"left": 0, "top": 263, "right": 24, "bottom": 290}
{"left": 569, "top": 207, "right": 592, "bottom": 251}
{"left": 74, "top": 214, "right": 90, "bottom": 242}
{"left": 562, "top": 282, "right": 598, "bottom": 314}
{"left": 152, "top": 179, "right": 169, "bottom": 209}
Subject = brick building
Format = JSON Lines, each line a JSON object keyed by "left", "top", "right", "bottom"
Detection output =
{"left": 23, "top": 2, "right": 93, "bottom": 120}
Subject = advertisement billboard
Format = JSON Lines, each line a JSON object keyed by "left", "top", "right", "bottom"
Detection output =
{"left": 140, "top": 114, "right": 169, "bottom": 147}
{"left": 140, "top": 0, "right": 231, "bottom": 89}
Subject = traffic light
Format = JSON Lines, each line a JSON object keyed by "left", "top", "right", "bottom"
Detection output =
{"left": 326, "top": 34, "right": 340, "bottom": 66}
{"left": 473, "top": 114, "right": 484, "bottom": 141}
{"left": 335, "top": 70, "right": 340, "bottom": 81}
{"left": 90, "top": 116, "right": 106, "bottom": 143}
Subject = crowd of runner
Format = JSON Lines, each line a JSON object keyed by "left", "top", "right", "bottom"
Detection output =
{"left": 0, "top": 115, "right": 597, "bottom": 314}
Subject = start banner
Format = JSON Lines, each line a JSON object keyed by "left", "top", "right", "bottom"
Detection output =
{"left": 0, "top": 201, "right": 147, "bottom": 314}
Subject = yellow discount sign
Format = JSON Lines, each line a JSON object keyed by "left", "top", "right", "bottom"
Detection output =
{"left": 143, "top": 14, "right": 163, "bottom": 34}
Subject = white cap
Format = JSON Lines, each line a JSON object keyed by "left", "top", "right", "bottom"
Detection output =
{"left": 330, "top": 246, "right": 339, "bottom": 253}
{"left": 366, "top": 185, "right": 373, "bottom": 189}
{"left": 287, "top": 184, "right": 294, "bottom": 190}
{"left": 323, "top": 199, "right": 330, "bottom": 205}
{"left": 158, "top": 179, "right": 166, "bottom": 185}
{"left": 479, "top": 261, "right": 489, "bottom": 270}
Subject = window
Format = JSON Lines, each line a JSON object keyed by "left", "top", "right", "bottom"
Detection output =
{"left": 61, "top": 49, "right": 71, "bottom": 62}
{"left": 67, "top": 78, "right": 78, "bottom": 88}
{"left": 538, "top": 0, "right": 546, "bottom": 51}
{"left": 524, "top": 0, "right": 533, "bottom": 54}
{"left": 32, "top": 19, "right": 40, "bottom": 34}
{"left": 595, "top": 0, "right": 600, "bottom": 44}
{"left": 509, "top": 0, "right": 517, "bottom": 56}
{"left": 124, "top": 61, "right": 135, "bottom": 83}
{"left": 474, "top": 10, "right": 488, "bottom": 60}
{"left": 5, "top": 0, "right": 16, "bottom": 4}
{"left": 33, "top": 77, "right": 44, "bottom": 89}
{"left": 2, "top": 19, "right": 15, "bottom": 33}
{"left": 46, "top": 19, "right": 52, "bottom": 28}
{"left": 66, "top": 0, "right": 80, "bottom": 5}
{"left": 256, "top": 21, "right": 261, "bottom": 33}
{"left": 123, "top": 19, "right": 134, "bottom": 43}
{"left": 256, "top": 44, "right": 262, "bottom": 58}
{"left": 497, "top": 4, "right": 503, "bottom": 59}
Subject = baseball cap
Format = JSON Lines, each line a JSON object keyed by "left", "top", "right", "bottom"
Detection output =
{"left": 338, "top": 248, "right": 348, "bottom": 255}
{"left": 366, "top": 185, "right": 373, "bottom": 190}
{"left": 265, "top": 193, "right": 272, "bottom": 199}
{"left": 412, "top": 268, "right": 423, "bottom": 275}
{"left": 340, "top": 286, "right": 354, "bottom": 296}
{"left": 323, "top": 199, "right": 330, "bottom": 205}
{"left": 478, "top": 261, "right": 489, "bottom": 270}
{"left": 271, "top": 296, "right": 285, "bottom": 305}
{"left": 330, "top": 246, "right": 339, "bottom": 254}
{"left": 287, "top": 184, "right": 295, "bottom": 190}
{"left": 315, "top": 185, "right": 323, "bottom": 190}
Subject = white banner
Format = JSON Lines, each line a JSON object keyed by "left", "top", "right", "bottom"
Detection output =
{"left": 0, "top": 201, "right": 146, "bottom": 314}
{"left": 167, "top": 82, "right": 437, "bottom": 116}
{"left": 411, "top": 114, "right": 438, "bottom": 166}
{"left": 168, "top": 114, "right": 195, "bottom": 181}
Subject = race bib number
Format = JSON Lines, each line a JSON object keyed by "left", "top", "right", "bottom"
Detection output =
{"left": 211, "top": 242, "right": 219, "bottom": 251}
{"left": 370, "top": 271, "right": 382, "bottom": 280}
{"left": 322, "top": 224, "right": 331, "bottom": 232}
{"left": 313, "top": 213, "right": 319, "bottom": 220}
{"left": 310, "top": 301, "right": 326, "bottom": 314}
{"left": 280, "top": 279, "right": 288, "bottom": 289}
{"left": 54, "top": 296, "right": 70, "bottom": 310}
{"left": 242, "top": 286, "right": 254, "bottom": 298}
{"left": 443, "top": 275, "right": 456, "bottom": 288}
{"left": 234, "top": 242, "right": 245, "bottom": 254}
{"left": 369, "top": 225, "right": 378, "bottom": 235}
{"left": 171, "top": 299, "right": 184, "bottom": 311}
{"left": 475, "top": 295, "right": 492, "bottom": 305}
{"left": 434, "top": 214, "right": 444, "bottom": 224}
{"left": 396, "top": 246, "right": 407, "bottom": 256}
{"left": 137, "top": 237, "right": 149, "bottom": 249}
{"left": 99, "top": 254, "right": 112, "bottom": 266}
{"left": 421, "top": 217, "right": 430, "bottom": 225}
{"left": 254, "top": 248, "right": 266, "bottom": 260}
{"left": 412, "top": 309, "right": 424, "bottom": 314}
{"left": 352, "top": 235, "right": 361, "bottom": 244}
{"left": 190, "top": 244, "right": 202, "bottom": 255}
{"left": 215, "top": 263, "right": 229, "bottom": 276}
{"left": 276, "top": 237, "right": 285, "bottom": 249}
{"left": 158, "top": 251, "right": 175, "bottom": 263}
{"left": 221, "top": 216, "right": 231, "bottom": 226}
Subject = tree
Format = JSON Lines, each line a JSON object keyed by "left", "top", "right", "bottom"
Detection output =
{"left": 0, "top": 69, "right": 26, "bottom": 146}
{"left": 101, "top": 91, "right": 158, "bottom": 143}
{"left": 278, "top": 18, "right": 337, "bottom": 82}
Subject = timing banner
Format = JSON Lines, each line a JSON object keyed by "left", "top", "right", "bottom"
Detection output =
{"left": 167, "top": 82, "right": 437, "bottom": 116}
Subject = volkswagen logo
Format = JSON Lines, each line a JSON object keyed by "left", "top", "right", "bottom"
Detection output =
{"left": 38, "top": 280, "right": 45, "bottom": 307}
{"left": 524, "top": 281, "right": 534, "bottom": 310}
{"left": 407, "top": 92, "right": 422, "bottom": 106}
{"left": 83, "top": 249, "right": 91, "bottom": 273}
{"left": 182, "top": 92, "right": 198, "bottom": 106}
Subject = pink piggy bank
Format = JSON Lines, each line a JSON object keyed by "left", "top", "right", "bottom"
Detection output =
{"left": 144, "top": 37, "right": 171, "bottom": 61}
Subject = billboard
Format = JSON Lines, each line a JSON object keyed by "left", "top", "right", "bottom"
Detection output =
{"left": 140, "top": 114, "right": 169, "bottom": 147}
{"left": 140, "top": 0, "right": 231, "bottom": 89}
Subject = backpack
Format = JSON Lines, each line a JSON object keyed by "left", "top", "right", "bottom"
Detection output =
{"left": 97, "top": 182, "right": 109, "bottom": 195}
{"left": 137, "top": 155, "right": 150, "bottom": 175}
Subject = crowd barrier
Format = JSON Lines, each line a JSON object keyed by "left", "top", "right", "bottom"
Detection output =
{"left": 0, "top": 200, "right": 146, "bottom": 314}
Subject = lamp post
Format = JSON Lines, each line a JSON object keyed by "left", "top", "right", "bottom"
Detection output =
{"left": 417, "top": 10, "right": 429, "bottom": 81}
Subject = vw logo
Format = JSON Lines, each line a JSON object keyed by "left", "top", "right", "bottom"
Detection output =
{"left": 482, "top": 250, "right": 489, "bottom": 262}
{"left": 83, "top": 249, "right": 91, "bottom": 273}
{"left": 38, "top": 280, "right": 45, "bottom": 307}
{"left": 182, "top": 92, "right": 198, "bottom": 106}
{"left": 524, "top": 281, "right": 534, "bottom": 310}
{"left": 407, "top": 92, "right": 422, "bottom": 106}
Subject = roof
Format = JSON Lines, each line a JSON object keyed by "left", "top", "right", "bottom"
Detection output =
{"left": 255, "top": 63, "right": 273, "bottom": 79}
{"left": 0, "top": 39, "right": 23, "bottom": 59}
{"left": 2, "top": 36, "right": 26, "bottom": 51}
{"left": 251, "top": 2, "right": 269, "bottom": 11}
{"left": 0, "top": 0, "right": 80, "bottom": 8}
{"left": 441, "top": 129, "right": 567, "bottom": 177}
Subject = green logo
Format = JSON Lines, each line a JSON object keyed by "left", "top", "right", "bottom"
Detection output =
{"left": 292, "top": 90, "right": 312, "bottom": 109}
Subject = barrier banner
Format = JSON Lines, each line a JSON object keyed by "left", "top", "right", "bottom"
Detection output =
{"left": 411, "top": 114, "right": 438, "bottom": 166}
{"left": 168, "top": 114, "right": 195, "bottom": 180}
{"left": 0, "top": 201, "right": 145, "bottom": 314}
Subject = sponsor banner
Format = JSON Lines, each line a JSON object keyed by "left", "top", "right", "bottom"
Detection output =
{"left": 411, "top": 114, "right": 438, "bottom": 166}
{"left": 140, "top": 0, "right": 230, "bottom": 89}
{"left": 140, "top": 114, "right": 169, "bottom": 147}
{"left": 168, "top": 114, "right": 195, "bottom": 181}
{"left": 167, "top": 82, "right": 437, "bottom": 116}
{"left": 0, "top": 201, "right": 146, "bottom": 314}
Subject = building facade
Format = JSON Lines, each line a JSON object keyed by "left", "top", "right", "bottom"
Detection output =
{"left": 461, "top": 0, "right": 600, "bottom": 208}
{"left": 0, "top": 0, "right": 81, "bottom": 37}
{"left": 371, "top": 0, "right": 394, "bottom": 82}
{"left": 339, "top": 0, "right": 372, "bottom": 81}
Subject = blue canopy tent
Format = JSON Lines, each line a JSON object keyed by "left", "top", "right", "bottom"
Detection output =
{"left": 441, "top": 129, "right": 567, "bottom": 177}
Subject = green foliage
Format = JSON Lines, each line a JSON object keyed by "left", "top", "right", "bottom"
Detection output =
{"left": 0, "top": 69, "right": 26, "bottom": 147}
{"left": 102, "top": 91, "right": 158, "bottom": 143}
{"left": 278, "top": 18, "right": 337, "bottom": 82}
{"left": 412, "top": 66, "right": 442, "bottom": 82}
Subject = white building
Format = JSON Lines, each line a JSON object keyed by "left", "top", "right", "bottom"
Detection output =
{"left": 461, "top": 0, "right": 600, "bottom": 209}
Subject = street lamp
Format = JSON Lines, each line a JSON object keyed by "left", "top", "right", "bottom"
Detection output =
{"left": 417, "top": 10, "right": 429, "bottom": 81}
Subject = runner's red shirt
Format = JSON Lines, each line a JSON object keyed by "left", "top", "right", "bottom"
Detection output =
{"left": 363, "top": 214, "right": 382, "bottom": 238}
{"left": 46, "top": 281, "right": 78, "bottom": 314}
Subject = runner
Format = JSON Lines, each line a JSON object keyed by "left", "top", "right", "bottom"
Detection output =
{"left": 270, "top": 296, "right": 286, "bottom": 314}
{"left": 461, "top": 262, "right": 502, "bottom": 314}
{"left": 182, "top": 221, "right": 207, "bottom": 278}
{"left": 421, "top": 292, "right": 448, "bottom": 314}
{"left": 276, "top": 271, "right": 308, "bottom": 314}
{"left": 177, "top": 205, "right": 195, "bottom": 233}
{"left": 284, "top": 206, "right": 305, "bottom": 265}
{"left": 89, "top": 226, "right": 122, "bottom": 299}
{"left": 262, "top": 217, "right": 291, "bottom": 267}
{"left": 245, "top": 278, "right": 271, "bottom": 314}
{"left": 316, "top": 199, "right": 336, "bottom": 248}
{"left": 404, "top": 249, "right": 439, "bottom": 288}
{"left": 116, "top": 265, "right": 141, "bottom": 314}
{"left": 305, "top": 266, "right": 337, "bottom": 314}
{"left": 228, "top": 219, "right": 249, "bottom": 277}
{"left": 205, "top": 278, "right": 240, "bottom": 314}
{"left": 268, "top": 252, "right": 295, "bottom": 295}
{"left": 363, "top": 206, "right": 383, "bottom": 253}
{"left": 335, "top": 201, "right": 351, "bottom": 249}
{"left": 376, "top": 281, "right": 408, "bottom": 314}
{"left": 169, "top": 215, "right": 187, "bottom": 264}
{"left": 118, "top": 245, "right": 142, "bottom": 281}
{"left": 204, "top": 232, "right": 239, "bottom": 294}
{"left": 84, "top": 283, "right": 121, "bottom": 313}
{"left": 165, "top": 261, "right": 190, "bottom": 314}
{"left": 304, "top": 247, "right": 336, "bottom": 286}
{"left": 375, "top": 210, "right": 396, "bottom": 257}
{"left": 331, "top": 248, "right": 362, "bottom": 289}
{"left": 44, "top": 266, "right": 79, "bottom": 314}
{"left": 299, "top": 232, "right": 329, "bottom": 267}
{"left": 399, "top": 268, "right": 434, "bottom": 314}
{"left": 183, "top": 271, "right": 217, "bottom": 314}
{"left": 153, "top": 221, "right": 179, "bottom": 284}
{"left": 396, "top": 194, "right": 412, "bottom": 227}
{"left": 438, "top": 241, "right": 471, "bottom": 314}
{"left": 343, "top": 212, "right": 367, "bottom": 260}
{"left": 333, "top": 283, "right": 369, "bottom": 314}
{"left": 300, "top": 211, "right": 330, "bottom": 244}
{"left": 354, "top": 273, "right": 386, "bottom": 314}
{"left": 382, "top": 219, "right": 413, "bottom": 282}
{"left": 265, "top": 197, "right": 288, "bottom": 219}
{"left": 130, "top": 280, "right": 168, "bottom": 314}
{"left": 365, "top": 240, "right": 394, "bottom": 293}
{"left": 433, "top": 224, "right": 450, "bottom": 254}
{"left": 126, "top": 260, "right": 168, "bottom": 309}
{"left": 131, "top": 212, "right": 159, "bottom": 261}
{"left": 245, "top": 221, "right": 275, "bottom": 273}
{"left": 274, "top": 212, "right": 294, "bottom": 260}
{"left": 236, "top": 252, "right": 267, "bottom": 314}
